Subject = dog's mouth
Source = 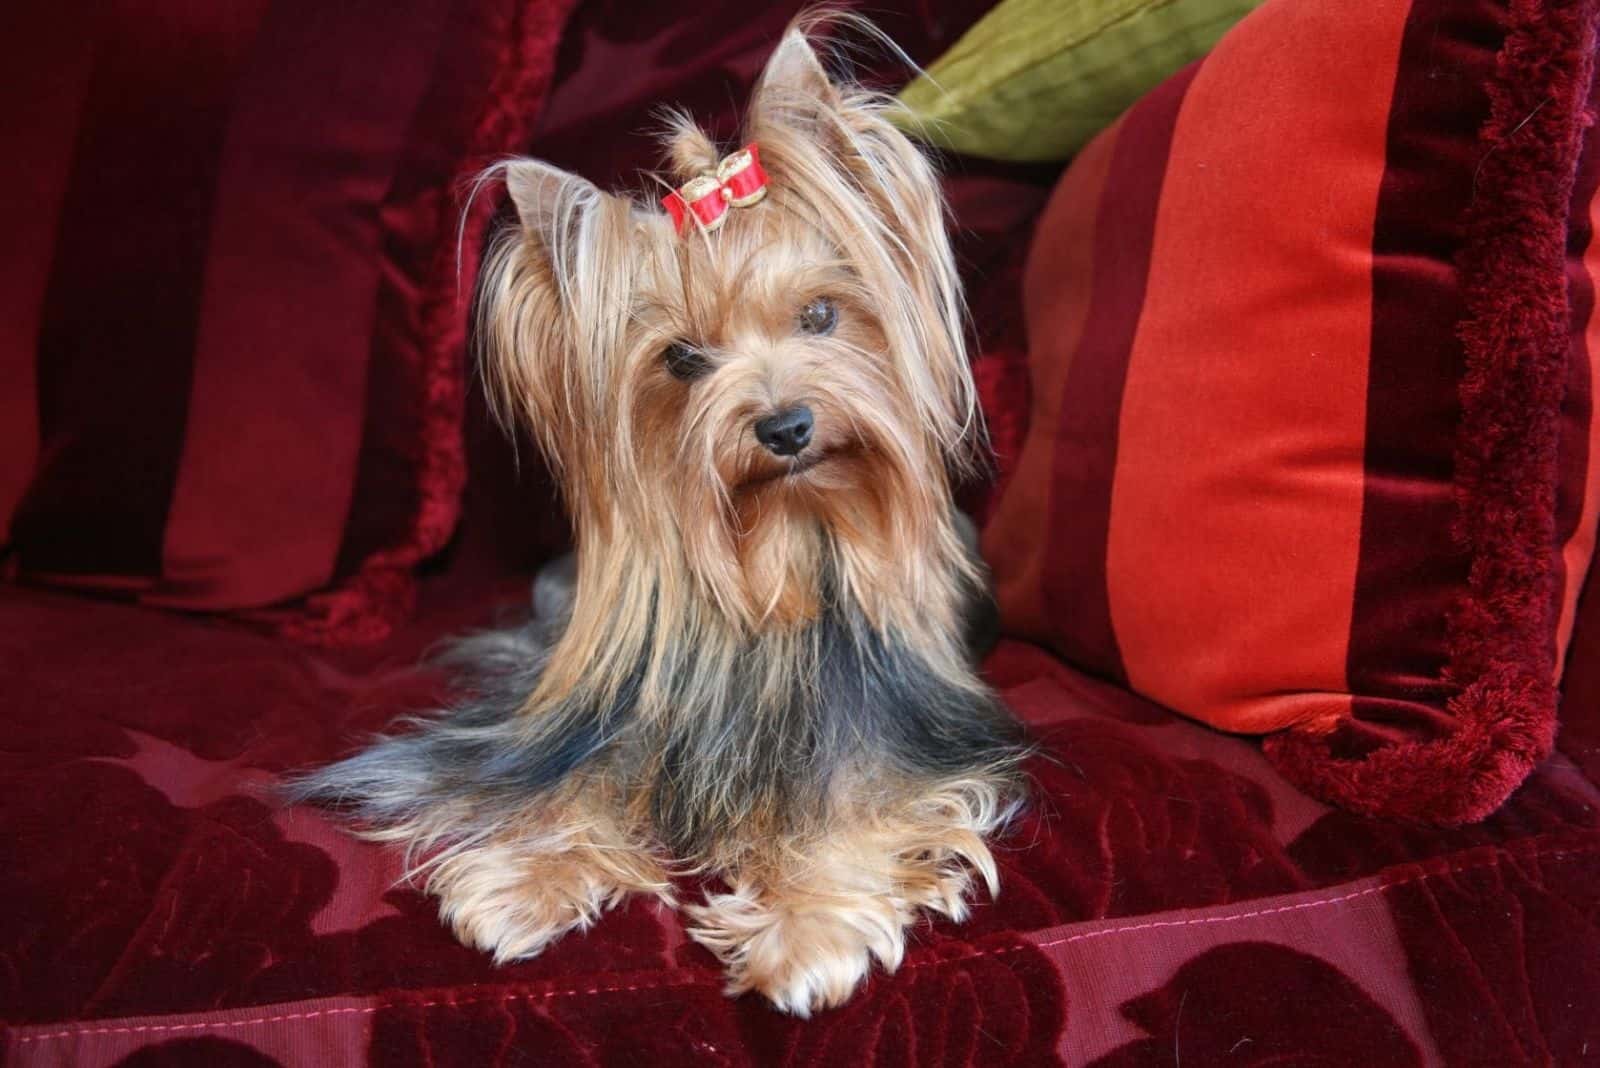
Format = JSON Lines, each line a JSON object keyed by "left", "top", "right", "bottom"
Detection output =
{"left": 739, "top": 447, "right": 842, "bottom": 490}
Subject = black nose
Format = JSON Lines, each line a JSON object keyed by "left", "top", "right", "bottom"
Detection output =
{"left": 753, "top": 406, "right": 814, "bottom": 457}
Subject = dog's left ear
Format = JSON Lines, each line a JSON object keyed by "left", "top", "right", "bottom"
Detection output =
{"left": 746, "top": 25, "right": 975, "bottom": 464}
{"left": 753, "top": 29, "right": 841, "bottom": 116}
{"left": 747, "top": 25, "right": 950, "bottom": 244}
{"left": 747, "top": 26, "right": 948, "bottom": 242}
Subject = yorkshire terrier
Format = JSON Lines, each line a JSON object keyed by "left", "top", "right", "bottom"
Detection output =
{"left": 289, "top": 22, "right": 1026, "bottom": 1016}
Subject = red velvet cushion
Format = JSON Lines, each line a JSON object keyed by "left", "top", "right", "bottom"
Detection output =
{"left": 984, "top": 0, "right": 1600, "bottom": 824}
{"left": 0, "top": 0, "right": 575, "bottom": 645}
{"left": 5, "top": 579, "right": 1598, "bottom": 1061}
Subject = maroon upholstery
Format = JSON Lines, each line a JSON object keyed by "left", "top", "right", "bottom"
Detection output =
{"left": 0, "top": 0, "right": 576, "bottom": 645}
{"left": 4, "top": 1, "right": 1600, "bottom": 1064}
{"left": 4, "top": 575, "right": 1598, "bottom": 1064}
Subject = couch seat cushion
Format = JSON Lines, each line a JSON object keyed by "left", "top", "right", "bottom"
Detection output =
{"left": 4, "top": 583, "right": 1597, "bottom": 1064}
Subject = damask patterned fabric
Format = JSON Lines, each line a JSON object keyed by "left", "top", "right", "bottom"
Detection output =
{"left": 3, "top": 575, "right": 1597, "bottom": 1064}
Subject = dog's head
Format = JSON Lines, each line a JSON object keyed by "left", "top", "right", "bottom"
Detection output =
{"left": 480, "top": 25, "right": 977, "bottom": 634}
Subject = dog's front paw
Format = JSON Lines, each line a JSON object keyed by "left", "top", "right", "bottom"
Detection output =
{"left": 426, "top": 832, "right": 672, "bottom": 965}
{"left": 431, "top": 851, "right": 609, "bottom": 964}
{"left": 687, "top": 886, "right": 907, "bottom": 1016}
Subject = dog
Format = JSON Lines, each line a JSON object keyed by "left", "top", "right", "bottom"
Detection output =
{"left": 288, "top": 20, "right": 1026, "bottom": 1016}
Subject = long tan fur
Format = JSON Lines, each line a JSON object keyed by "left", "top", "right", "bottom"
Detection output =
{"left": 295, "top": 14, "right": 1025, "bottom": 1016}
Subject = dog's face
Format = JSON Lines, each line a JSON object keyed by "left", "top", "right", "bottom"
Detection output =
{"left": 482, "top": 32, "right": 975, "bottom": 632}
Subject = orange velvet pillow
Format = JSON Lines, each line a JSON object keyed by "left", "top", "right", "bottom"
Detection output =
{"left": 984, "top": 0, "right": 1600, "bottom": 823}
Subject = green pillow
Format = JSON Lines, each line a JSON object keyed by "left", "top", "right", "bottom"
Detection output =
{"left": 896, "top": 0, "right": 1263, "bottom": 162}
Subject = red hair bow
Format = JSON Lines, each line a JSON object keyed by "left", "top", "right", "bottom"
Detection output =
{"left": 662, "top": 144, "right": 769, "bottom": 235}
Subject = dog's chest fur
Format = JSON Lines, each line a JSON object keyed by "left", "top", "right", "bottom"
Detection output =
{"left": 417, "top": 587, "right": 1018, "bottom": 860}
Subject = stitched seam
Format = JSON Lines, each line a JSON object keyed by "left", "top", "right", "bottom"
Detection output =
{"left": 11, "top": 842, "right": 1595, "bottom": 1046}
{"left": 926, "top": 843, "right": 1599, "bottom": 960}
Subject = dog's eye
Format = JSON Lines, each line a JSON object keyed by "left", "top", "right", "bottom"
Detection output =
{"left": 662, "top": 341, "right": 710, "bottom": 381}
{"left": 797, "top": 296, "right": 838, "bottom": 336}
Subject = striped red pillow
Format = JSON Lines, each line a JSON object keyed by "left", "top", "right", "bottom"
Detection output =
{"left": 984, "top": 0, "right": 1600, "bottom": 823}
{"left": 0, "top": 0, "right": 573, "bottom": 644}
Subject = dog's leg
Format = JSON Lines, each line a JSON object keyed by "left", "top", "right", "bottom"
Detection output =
{"left": 425, "top": 785, "right": 672, "bottom": 964}
{"left": 685, "top": 778, "right": 1009, "bottom": 1015}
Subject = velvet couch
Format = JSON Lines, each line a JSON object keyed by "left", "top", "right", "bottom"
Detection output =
{"left": 4, "top": 1, "right": 1600, "bottom": 1064}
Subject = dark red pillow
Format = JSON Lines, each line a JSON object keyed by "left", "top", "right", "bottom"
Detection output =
{"left": 0, "top": 0, "right": 576, "bottom": 643}
{"left": 984, "top": 0, "right": 1600, "bottom": 823}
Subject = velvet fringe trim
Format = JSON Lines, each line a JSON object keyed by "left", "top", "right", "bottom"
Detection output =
{"left": 1265, "top": 0, "right": 1600, "bottom": 824}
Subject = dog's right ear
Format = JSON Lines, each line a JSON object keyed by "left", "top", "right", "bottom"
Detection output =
{"left": 481, "top": 158, "right": 636, "bottom": 489}
{"left": 503, "top": 158, "right": 605, "bottom": 253}
{"left": 496, "top": 157, "right": 635, "bottom": 366}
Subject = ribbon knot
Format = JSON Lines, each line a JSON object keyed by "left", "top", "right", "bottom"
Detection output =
{"left": 662, "top": 143, "right": 769, "bottom": 235}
